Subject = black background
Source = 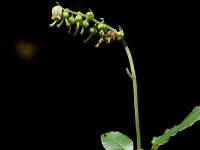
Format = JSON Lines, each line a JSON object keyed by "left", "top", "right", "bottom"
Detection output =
{"left": 1, "top": 0, "right": 199, "bottom": 149}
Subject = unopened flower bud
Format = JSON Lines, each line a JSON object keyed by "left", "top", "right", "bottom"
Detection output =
{"left": 98, "top": 23, "right": 107, "bottom": 30}
{"left": 86, "top": 11, "right": 94, "bottom": 20}
{"left": 62, "top": 10, "right": 70, "bottom": 19}
{"left": 68, "top": 15, "right": 75, "bottom": 24}
{"left": 117, "top": 30, "right": 124, "bottom": 40}
{"left": 89, "top": 26, "right": 98, "bottom": 34}
{"left": 82, "top": 20, "right": 89, "bottom": 28}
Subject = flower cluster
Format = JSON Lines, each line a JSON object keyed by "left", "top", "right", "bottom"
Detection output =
{"left": 49, "top": 3, "right": 124, "bottom": 48}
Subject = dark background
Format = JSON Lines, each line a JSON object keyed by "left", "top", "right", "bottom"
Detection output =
{"left": 1, "top": 0, "right": 199, "bottom": 149}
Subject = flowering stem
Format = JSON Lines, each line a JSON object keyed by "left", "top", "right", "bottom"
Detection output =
{"left": 121, "top": 39, "right": 141, "bottom": 150}
{"left": 50, "top": 4, "right": 142, "bottom": 149}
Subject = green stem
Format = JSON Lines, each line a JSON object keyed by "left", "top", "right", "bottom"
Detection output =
{"left": 151, "top": 144, "right": 159, "bottom": 150}
{"left": 55, "top": 4, "right": 142, "bottom": 149}
{"left": 121, "top": 39, "right": 141, "bottom": 150}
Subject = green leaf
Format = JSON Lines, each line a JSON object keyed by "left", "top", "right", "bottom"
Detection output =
{"left": 151, "top": 106, "right": 200, "bottom": 150}
{"left": 101, "top": 131, "right": 133, "bottom": 150}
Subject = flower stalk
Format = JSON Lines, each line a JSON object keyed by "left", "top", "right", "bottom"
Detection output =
{"left": 49, "top": 3, "right": 142, "bottom": 150}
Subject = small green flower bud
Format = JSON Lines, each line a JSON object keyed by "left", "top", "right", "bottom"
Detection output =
{"left": 89, "top": 26, "right": 98, "bottom": 34}
{"left": 61, "top": 10, "right": 70, "bottom": 18}
{"left": 82, "top": 20, "right": 89, "bottom": 28}
{"left": 75, "top": 12, "right": 83, "bottom": 22}
{"left": 52, "top": 5, "right": 62, "bottom": 21}
{"left": 75, "top": 16, "right": 82, "bottom": 22}
{"left": 68, "top": 15, "right": 75, "bottom": 24}
{"left": 117, "top": 30, "right": 124, "bottom": 40}
{"left": 86, "top": 11, "right": 94, "bottom": 20}
{"left": 80, "top": 20, "right": 89, "bottom": 35}
{"left": 98, "top": 23, "right": 107, "bottom": 30}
